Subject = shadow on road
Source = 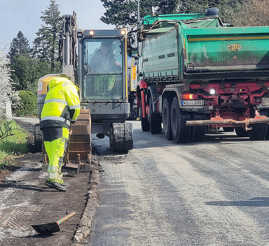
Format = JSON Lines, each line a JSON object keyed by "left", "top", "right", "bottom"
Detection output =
{"left": 0, "top": 182, "right": 57, "bottom": 192}
{"left": 133, "top": 128, "right": 256, "bottom": 149}
{"left": 206, "top": 197, "right": 269, "bottom": 207}
{"left": 21, "top": 234, "right": 52, "bottom": 239}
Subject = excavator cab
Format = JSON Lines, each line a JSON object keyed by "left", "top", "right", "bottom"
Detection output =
{"left": 77, "top": 29, "right": 133, "bottom": 153}
{"left": 82, "top": 38, "right": 123, "bottom": 100}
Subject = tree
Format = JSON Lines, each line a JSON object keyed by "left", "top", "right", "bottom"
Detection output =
{"left": 101, "top": 0, "right": 164, "bottom": 27}
{"left": 33, "top": 0, "right": 62, "bottom": 72}
{"left": 8, "top": 31, "right": 31, "bottom": 63}
{"left": 230, "top": 0, "right": 269, "bottom": 26}
{"left": 8, "top": 32, "right": 33, "bottom": 90}
{"left": 100, "top": 0, "right": 244, "bottom": 27}
{"left": 10, "top": 55, "right": 51, "bottom": 91}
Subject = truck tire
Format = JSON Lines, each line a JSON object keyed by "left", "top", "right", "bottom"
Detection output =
{"left": 162, "top": 98, "right": 172, "bottom": 140}
{"left": 249, "top": 124, "right": 268, "bottom": 140}
{"left": 170, "top": 97, "right": 188, "bottom": 143}
{"left": 191, "top": 113, "right": 207, "bottom": 141}
{"left": 235, "top": 127, "right": 248, "bottom": 137}
{"left": 141, "top": 118, "right": 150, "bottom": 131}
{"left": 148, "top": 97, "right": 162, "bottom": 134}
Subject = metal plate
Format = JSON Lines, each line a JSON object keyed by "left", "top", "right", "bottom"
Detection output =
{"left": 181, "top": 100, "right": 204, "bottom": 106}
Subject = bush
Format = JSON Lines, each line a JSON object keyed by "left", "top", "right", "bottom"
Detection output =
{"left": 0, "top": 120, "right": 28, "bottom": 166}
{"left": 0, "top": 120, "right": 14, "bottom": 141}
{"left": 15, "top": 90, "right": 37, "bottom": 116}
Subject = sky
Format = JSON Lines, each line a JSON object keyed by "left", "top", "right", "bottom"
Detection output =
{"left": 0, "top": 0, "right": 113, "bottom": 51}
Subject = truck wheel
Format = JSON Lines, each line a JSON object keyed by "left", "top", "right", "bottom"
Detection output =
{"left": 235, "top": 127, "right": 248, "bottom": 137}
{"left": 162, "top": 98, "right": 172, "bottom": 140}
{"left": 191, "top": 113, "right": 207, "bottom": 141}
{"left": 148, "top": 97, "right": 162, "bottom": 134}
{"left": 249, "top": 124, "right": 268, "bottom": 140}
{"left": 170, "top": 97, "right": 187, "bottom": 143}
{"left": 139, "top": 103, "right": 149, "bottom": 131}
{"left": 141, "top": 118, "right": 150, "bottom": 131}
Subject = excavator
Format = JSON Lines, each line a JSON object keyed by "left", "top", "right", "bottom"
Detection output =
{"left": 33, "top": 12, "right": 133, "bottom": 168}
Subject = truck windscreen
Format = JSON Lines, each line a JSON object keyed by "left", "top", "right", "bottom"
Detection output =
{"left": 82, "top": 38, "right": 123, "bottom": 100}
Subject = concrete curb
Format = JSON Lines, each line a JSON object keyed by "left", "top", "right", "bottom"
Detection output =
{"left": 72, "top": 158, "right": 100, "bottom": 245}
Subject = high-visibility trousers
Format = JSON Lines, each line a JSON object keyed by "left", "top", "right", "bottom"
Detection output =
{"left": 42, "top": 127, "right": 69, "bottom": 184}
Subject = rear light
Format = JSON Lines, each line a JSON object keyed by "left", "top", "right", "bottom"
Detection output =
{"left": 182, "top": 93, "right": 195, "bottom": 100}
{"left": 209, "top": 88, "right": 216, "bottom": 95}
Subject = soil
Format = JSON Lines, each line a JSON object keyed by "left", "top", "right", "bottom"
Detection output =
{"left": 0, "top": 117, "right": 92, "bottom": 246}
{"left": 0, "top": 155, "right": 25, "bottom": 182}
{"left": 0, "top": 153, "right": 90, "bottom": 246}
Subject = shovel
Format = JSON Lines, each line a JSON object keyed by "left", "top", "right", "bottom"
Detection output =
{"left": 31, "top": 211, "right": 76, "bottom": 235}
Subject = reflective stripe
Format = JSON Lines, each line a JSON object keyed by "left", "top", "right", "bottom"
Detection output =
{"left": 48, "top": 165, "right": 58, "bottom": 173}
{"left": 40, "top": 117, "right": 71, "bottom": 126}
{"left": 69, "top": 105, "right": 80, "bottom": 109}
{"left": 41, "top": 116, "right": 65, "bottom": 122}
{"left": 48, "top": 173, "right": 58, "bottom": 179}
{"left": 62, "top": 82, "right": 69, "bottom": 87}
{"left": 44, "top": 99, "right": 67, "bottom": 105}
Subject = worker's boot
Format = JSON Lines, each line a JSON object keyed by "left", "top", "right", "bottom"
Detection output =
{"left": 46, "top": 180, "right": 66, "bottom": 192}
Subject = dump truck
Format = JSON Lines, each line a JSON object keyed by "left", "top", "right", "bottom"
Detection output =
{"left": 134, "top": 8, "right": 269, "bottom": 142}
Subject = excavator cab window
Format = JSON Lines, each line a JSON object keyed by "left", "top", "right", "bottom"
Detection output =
{"left": 82, "top": 38, "right": 123, "bottom": 100}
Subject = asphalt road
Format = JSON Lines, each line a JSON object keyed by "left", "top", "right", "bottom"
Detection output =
{"left": 89, "top": 121, "right": 269, "bottom": 246}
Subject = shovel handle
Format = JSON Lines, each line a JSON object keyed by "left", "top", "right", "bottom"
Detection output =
{"left": 57, "top": 211, "right": 76, "bottom": 225}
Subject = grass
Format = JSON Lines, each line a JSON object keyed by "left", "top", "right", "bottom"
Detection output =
{"left": 0, "top": 120, "right": 28, "bottom": 168}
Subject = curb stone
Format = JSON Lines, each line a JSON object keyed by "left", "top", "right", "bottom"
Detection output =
{"left": 72, "top": 158, "right": 100, "bottom": 245}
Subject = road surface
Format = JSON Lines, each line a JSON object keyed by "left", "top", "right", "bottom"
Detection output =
{"left": 89, "top": 121, "right": 269, "bottom": 246}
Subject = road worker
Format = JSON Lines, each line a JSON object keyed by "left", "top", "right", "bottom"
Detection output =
{"left": 40, "top": 74, "right": 80, "bottom": 191}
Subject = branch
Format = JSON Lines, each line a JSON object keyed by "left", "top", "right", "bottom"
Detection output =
{"left": 0, "top": 121, "right": 14, "bottom": 141}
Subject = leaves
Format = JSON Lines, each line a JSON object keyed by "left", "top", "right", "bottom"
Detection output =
{"left": 229, "top": 0, "right": 269, "bottom": 26}
{"left": 32, "top": 0, "right": 62, "bottom": 72}
{"left": 0, "top": 121, "right": 14, "bottom": 141}
{"left": 100, "top": 0, "right": 244, "bottom": 26}
{"left": 8, "top": 31, "right": 31, "bottom": 63}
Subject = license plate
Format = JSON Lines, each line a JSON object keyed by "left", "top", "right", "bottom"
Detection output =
{"left": 181, "top": 100, "right": 204, "bottom": 106}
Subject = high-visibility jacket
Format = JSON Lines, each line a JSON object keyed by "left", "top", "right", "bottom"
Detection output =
{"left": 40, "top": 76, "right": 80, "bottom": 129}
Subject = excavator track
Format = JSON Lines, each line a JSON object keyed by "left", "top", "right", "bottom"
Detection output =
{"left": 110, "top": 122, "right": 133, "bottom": 153}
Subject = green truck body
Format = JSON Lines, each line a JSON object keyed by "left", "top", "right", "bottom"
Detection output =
{"left": 140, "top": 14, "right": 269, "bottom": 81}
